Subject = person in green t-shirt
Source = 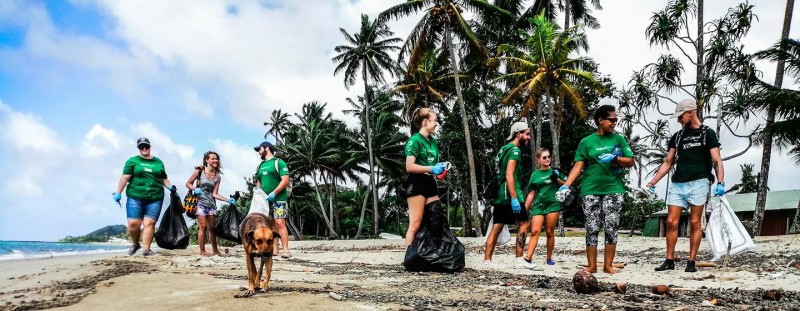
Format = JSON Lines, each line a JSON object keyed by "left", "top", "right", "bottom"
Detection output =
{"left": 484, "top": 121, "right": 533, "bottom": 269}
{"left": 254, "top": 141, "right": 292, "bottom": 258}
{"left": 561, "top": 105, "right": 635, "bottom": 274}
{"left": 646, "top": 99, "right": 725, "bottom": 273}
{"left": 113, "top": 137, "right": 179, "bottom": 257}
{"left": 523, "top": 148, "right": 566, "bottom": 267}
{"left": 403, "top": 108, "right": 448, "bottom": 246}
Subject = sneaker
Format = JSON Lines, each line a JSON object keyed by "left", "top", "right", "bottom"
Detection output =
{"left": 515, "top": 257, "right": 537, "bottom": 269}
{"left": 483, "top": 260, "right": 499, "bottom": 269}
{"left": 142, "top": 249, "right": 156, "bottom": 256}
{"left": 655, "top": 259, "right": 675, "bottom": 271}
{"left": 280, "top": 252, "right": 292, "bottom": 259}
{"left": 127, "top": 244, "right": 141, "bottom": 256}
{"left": 546, "top": 259, "right": 556, "bottom": 266}
{"left": 685, "top": 260, "right": 697, "bottom": 273}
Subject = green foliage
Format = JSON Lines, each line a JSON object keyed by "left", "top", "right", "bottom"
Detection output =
{"left": 620, "top": 189, "right": 666, "bottom": 234}
{"left": 60, "top": 225, "right": 128, "bottom": 243}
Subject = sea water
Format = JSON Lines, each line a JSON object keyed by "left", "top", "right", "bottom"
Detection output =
{"left": 0, "top": 241, "right": 128, "bottom": 261}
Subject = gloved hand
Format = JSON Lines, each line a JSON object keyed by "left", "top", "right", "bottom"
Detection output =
{"left": 552, "top": 169, "right": 560, "bottom": 178}
{"left": 430, "top": 163, "right": 446, "bottom": 175}
{"left": 646, "top": 182, "right": 656, "bottom": 194}
{"left": 169, "top": 185, "right": 177, "bottom": 192}
{"left": 598, "top": 153, "right": 617, "bottom": 164}
{"left": 555, "top": 185, "right": 571, "bottom": 203}
{"left": 193, "top": 188, "right": 203, "bottom": 195}
{"left": 113, "top": 192, "right": 122, "bottom": 203}
{"left": 714, "top": 183, "right": 725, "bottom": 196}
{"left": 612, "top": 144, "right": 622, "bottom": 157}
{"left": 227, "top": 198, "right": 236, "bottom": 205}
{"left": 267, "top": 192, "right": 276, "bottom": 202}
{"left": 510, "top": 198, "right": 521, "bottom": 214}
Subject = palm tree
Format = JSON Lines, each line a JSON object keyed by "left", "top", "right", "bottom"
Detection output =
{"left": 395, "top": 48, "right": 461, "bottom": 116}
{"left": 264, "top": 109, "right": 291, "bottom": 144}
{"left": 727, "top": 164, "right": 759, "bottom": 194}
{"left": 333, "top": 13, "right": 402, "bottom": 235}
{"left": 380, "top": 0, "right": 513, "bottom": 236}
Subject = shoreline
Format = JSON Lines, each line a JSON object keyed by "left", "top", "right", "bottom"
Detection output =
{"left": 1, "top": 235, "right": 798, "bottom": 310}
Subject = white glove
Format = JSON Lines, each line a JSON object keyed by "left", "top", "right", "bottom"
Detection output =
{"left": 555, "top": 186, "right": 570, "bottom": 203}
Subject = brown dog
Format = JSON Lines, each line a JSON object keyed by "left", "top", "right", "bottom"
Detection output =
{"left": 239, "top": 212, "right": 279, "bottom": 296}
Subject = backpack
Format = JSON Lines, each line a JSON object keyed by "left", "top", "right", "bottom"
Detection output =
{"left": 482, "top": 146, "right": 512, "bottom": 201}
{"left": 256, "top": 158, "right": 292, "bottom": 198}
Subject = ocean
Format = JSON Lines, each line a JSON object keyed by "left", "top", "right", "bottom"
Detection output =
{"left": 0, "top": 240, "right": 129, "bottom": 261}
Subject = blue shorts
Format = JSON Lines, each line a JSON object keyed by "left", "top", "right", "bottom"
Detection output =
{"left": 126, "top": 197, "right": 164, "bottom": 220}
{"left": 666, "top": 179, "right": 710, "bottom": 209}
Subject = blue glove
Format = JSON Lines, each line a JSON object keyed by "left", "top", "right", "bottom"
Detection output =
{"left": 598, "top": 153, "right": 617, "bottom": 163}
{"left": 193, "top": 188, "right": 203, "bottom": 195}
{"left": 649, "top": 186, "right": 656, "bottom": 194}
{"left": 558, "top": 185, "right": 569, "bottom": 192}
{"left": 612, "top": 144, "right": 622, "bottom": 157}
{"left": 430, "top": 163, "right": 446, "bottom": 175}
{"left": 267, "top": 192, "right": 276, "bottom": 202}
{"left": 714, "top": 183, "right": 725, "bottom": 196}
{"left": 510, "top": 198, "right": 521, "bottom": 214}
{"left": 113, "top": 192, "right": 122, "bottom": 203}
{"left": 227, "top": 198, "right": 235, "bottom": 205}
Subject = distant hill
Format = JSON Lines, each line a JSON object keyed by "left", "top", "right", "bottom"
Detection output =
{"left": 60, "top": 225, "right": 128, "bottom": 243}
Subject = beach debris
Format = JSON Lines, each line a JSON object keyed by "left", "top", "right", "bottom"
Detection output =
{"left": 687, "top": 274, "right": 715, "bottom": 281}
{"left": 652, "top": 285, "right": 670, "bottom": 295}
{"left": 770, "top": 273, "right": 785, "bottom": 280}
{"left": 572, "top": 270, "right": 599, "bottom": 294}
{"left": 695, "top": 261, "right": 716, "bottom": 268}
{"left": 536, "top": 278, "right": 550, "bottom": 289}
{"left": 613, "top": 283, "right": 627, "bottom": 295}
{"left": 572, "top": 249, "right": 587, "bottom": 255}
{"left": 762, "top": 289, "right": 782, "bottom": 301}
{"left": 329, "top": 292, "right": 345, "bottom": 301}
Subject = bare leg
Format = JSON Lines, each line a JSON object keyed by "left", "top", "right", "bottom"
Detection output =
{"left": 545, "top": 212, "right": 560, "bottom": 261}
{"left": 583, "top": 246, "right": 597, "bottom": 273}
{"left": 688, "top": 205, "right": 704, "bottom": 260}
{"left": 516, "top": 219, "right": 530, "bottom": 258}
{"left": 484, "top": 223, "right": 505, "bottom": 261}
{"left": 141, "top": 218, "right": 157, "bottom": 250}
{"left": 525, "top": 216, "right": 544, "bottom": 260}
{"left": 405, "top": 196, "right": 426, "bottom": 246}
{"left": 127, "top": 219, "right": 142, "bottom": 245}
{"left": 197, "top": 216, "right": 208, "bottom": 255}
{"left": 207, "top": 215, "right": 221, "bottom": 255}
{"left": 275, "top": 219, "right": 290, "bottom": 254}
{"left": 603, "top": 244, "right": 618, "bottom": 274}
{"left": 665, "top": 206, "right": 683, "bottom": 260}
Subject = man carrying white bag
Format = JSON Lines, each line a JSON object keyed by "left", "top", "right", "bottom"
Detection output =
{"left": 705, "top": 196, "right": 756, "bottom": 262}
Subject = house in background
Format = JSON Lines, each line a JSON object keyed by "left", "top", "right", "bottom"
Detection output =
{"left": 643, "top": 189, "right": 799, "bottom": 237}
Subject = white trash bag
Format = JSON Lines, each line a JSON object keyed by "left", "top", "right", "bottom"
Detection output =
{"left": 483, "top": 206, "right": 511, "bottom": 245}
{"left": 248, "top": 188, "right": 270, "bottom": 216}
{"left": 704, "top": 195, "right": 756, "bottom": 261}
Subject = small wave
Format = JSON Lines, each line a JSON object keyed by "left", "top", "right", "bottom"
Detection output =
{"left": 0, "top": 249, "right": 127, "bottom": 262}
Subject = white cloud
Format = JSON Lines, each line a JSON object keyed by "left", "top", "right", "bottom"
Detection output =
{"left": 183, "top": 89, "right": 214, "bottom": 118}
{"left": 0, "top": 102, "right": 66, "bottom": 153}
{"left": 81, "top": 124, "right": 122, "bottom": 158}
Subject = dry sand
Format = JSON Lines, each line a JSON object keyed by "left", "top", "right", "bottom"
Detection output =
{"left": 1, "top": 234, "right": 799, "bottom": 310}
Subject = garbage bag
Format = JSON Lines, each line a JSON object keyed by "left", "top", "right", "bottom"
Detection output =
{"left": 705, "top": 196, "right": 756, "bottom": 261}
{"left": 215, "top": 204, "right": 245, "bottom": 244}
{"left": 484, "top": 206, "right": 511, "bottom": 246}
{"left": 249, "top": 188, "right": 270, "bottom": 216}
{"left": 403, "top": 202, "right": 465, "bottom": 273}
{"left": 155, "top": 191, "right": 190, "bottom": 249}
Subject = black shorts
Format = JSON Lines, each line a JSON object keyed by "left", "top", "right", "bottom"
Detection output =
{"left": 493, "top": 204, "right": 530, "bottom": 225}
{"left": 405, "top": 173, "right": 438, "bottom": 199}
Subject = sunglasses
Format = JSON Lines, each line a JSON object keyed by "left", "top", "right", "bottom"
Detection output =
{"left": 138, "top": 145, "right": 151, "bottom": 150}
{"left": 604, "top": 117, "right": 618, "bottom": 123}
{"left": 540, "top": 155, "right": 551, "bottom": 159}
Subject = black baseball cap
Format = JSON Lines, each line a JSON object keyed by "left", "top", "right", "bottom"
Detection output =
{"left": 136, "top": 137, "right": 151, "bottom": 148}
{"left": 253, "top": 141, "right": 273, "bottom": 152}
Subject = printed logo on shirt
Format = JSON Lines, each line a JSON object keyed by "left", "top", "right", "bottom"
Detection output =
{"left": 282, "top": 167, "right": 288, "bottom": 173}
{"left": 144, "top": 168, "right": 152, "bottom": 172}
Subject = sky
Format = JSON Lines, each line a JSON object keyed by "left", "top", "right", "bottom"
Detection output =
{"left": 0, "top": 1, "right": 798, "bottom": 241}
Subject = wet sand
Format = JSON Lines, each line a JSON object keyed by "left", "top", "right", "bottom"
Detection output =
{"left": 1, "top": 235, "right": 799, "bottom": 310}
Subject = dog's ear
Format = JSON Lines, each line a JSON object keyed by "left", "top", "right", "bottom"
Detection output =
{"left": 272, "top": 231, "right": 280, "bottom": 240}
{"left": 246, "top": 230, "right": 255, "bottom": 244}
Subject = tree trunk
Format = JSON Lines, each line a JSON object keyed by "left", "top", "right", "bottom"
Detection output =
{"left": 564, "top": 0, "right": 571, "bottom": 29}
{"left": 362, "top": 64, "right": 380, "bottom": 236}
{"left": 535, "top": 100, "right": 543, "bottom": 153}
{"left": 355, "top": 185, "right": 371, "bottom": 238}
{"left": 695, "top": 0, "right": 704, "bottom": 117}
{"left": 311, "top": 171, "right": 339, "bottom": 238}
{"left": 790, "top": 198, "right": 800, "bottom": 234}
{"left": 754, "top": 0, "right": 793, "bottom": 237}
{"left": 445, "top": 26, "right": 481, "bottom": 236}
{"left": 286, "top": 213, "right": 303, "bottom": 241}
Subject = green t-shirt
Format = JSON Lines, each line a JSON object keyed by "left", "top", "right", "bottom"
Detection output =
{"left": 574, "top": 132, "right": 634, "bottom": 195}
{"left": 404, "top": 133, "right": 439, "bottom": 166}
{"left": 492, "top": 143, "right": 524, "bottom": 205}
{"left": 122, "top": 156, "right": 168, "bottom": 201}
{"left": 527, "top": 168, "right": 566, "bottom": 207}
{"left": 258, "top": 158, "right": 290, "bottom": 201}
{"left": 668, "top": 126, "right": 721, "bottom": 183}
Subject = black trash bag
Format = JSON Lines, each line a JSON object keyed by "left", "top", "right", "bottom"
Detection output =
{"left": 155, "top": 191, "right": 190, "bottom": 249}
{"left": 403, "top": 201, "right": 465, "bottom": 273}
{"left": 215, "top": 204, "right": 245, "bottom": 244}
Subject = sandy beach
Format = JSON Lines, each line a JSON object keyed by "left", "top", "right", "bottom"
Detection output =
{"left": 1, "top": 234, "right": 799, "bottom": 310}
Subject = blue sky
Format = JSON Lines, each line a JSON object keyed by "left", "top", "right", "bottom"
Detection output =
{"left": 0, "top": 0, "right": 798, "bottom": 241}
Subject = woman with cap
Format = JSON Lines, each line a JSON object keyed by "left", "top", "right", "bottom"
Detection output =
{"left": 254, "top": 141, "right": 292, "bottom": 258}
{"left": 186, "top": 151, "right": 236, "bottom": 256}
{"left": 113, "top": 137, "right": 179, "bottom": 256}
{"left": 559, "top": 105, "right": 635, "bottom": 274}
{"left": 403, "top": 108, "right": 448, "bottom": 246}
{"left": 522, "top": 148, "right": 566, "bottom": 267}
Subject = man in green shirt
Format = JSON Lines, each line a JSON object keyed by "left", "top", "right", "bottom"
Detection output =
{"left": 484, "top": 121, "right": 533, "bottom": 269}
{"left": 254, "top": 141, "right": 292, "bottom": 258}
{"left": 647, "top": 99, "right": 725, "bottom": 273}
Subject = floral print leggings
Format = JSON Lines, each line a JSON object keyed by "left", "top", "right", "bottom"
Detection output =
{"left": 582, "top": 194, "right": 623, "bottom": 247}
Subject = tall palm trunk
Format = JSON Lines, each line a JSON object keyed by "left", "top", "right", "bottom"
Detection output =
{"left": 362, "top": 64, "right": 381, "bottom": 236}
{"left": 546, "top": 92, "right": 566, "bottom": 237}
{"left": 695, "top": 0, "right": 704, "bottom": 116}
{"left": 757, "top": 0, "right": 794, "bottom": 235}
{"left": 311, "top": 171, "right": 339, "bottom": 238}
{"left": 445, "top": 26, "right": 481, "bottom": 236}
{"left": 355, "top": 185, "right": 372, "bottom": 238}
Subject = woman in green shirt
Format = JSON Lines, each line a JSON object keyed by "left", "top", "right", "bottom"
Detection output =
{"left": 113, "top": 137, "right": 178, "bottom": 257}
{"left": 523, "top": 148, "right": 566, "bottom": 266}
{"left": 561, "top": 105, "right": 635, "bottom": 274}
{"left": 403, "top": 108, "right": 447, "bottom": 246}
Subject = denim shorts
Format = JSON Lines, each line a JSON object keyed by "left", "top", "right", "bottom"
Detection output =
{"left": 126, "top": 197, "right": 164, "bottom": 220}
{"left": 666, "top": 179, "right": 710, "bottom": 209}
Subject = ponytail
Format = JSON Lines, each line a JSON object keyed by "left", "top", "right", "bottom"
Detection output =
{"left": 410, "top": 107, "right": 434, "bottom": 135}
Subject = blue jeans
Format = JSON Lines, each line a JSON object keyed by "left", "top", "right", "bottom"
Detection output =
{"left": 126, "top": 197, "right": 164, "bottom": 220}
{"left": 666, "top": 179, "right": 710, "bottom": 209}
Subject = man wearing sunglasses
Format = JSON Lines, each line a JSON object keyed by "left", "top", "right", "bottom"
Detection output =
{"left": 647, "top": 99, "right": 725, "bottom": 273}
